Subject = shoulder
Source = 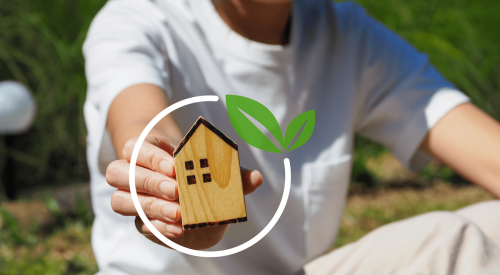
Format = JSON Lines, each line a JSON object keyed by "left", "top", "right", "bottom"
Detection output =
{"left": 332, "top": 1, "right": 369, "bottom": 21}
{"left": 85, "top": 0, "right": 192, "bottom": 45}
{"left": 83, "top": 0, "right": 201, "bottom": 64}
{"left": 88, "top": 0, "right": 166, "bottom": 30}
{"left": 84, "top": 1, "right": 164, "bottom": 54}
{"left": 329, "top": 1, "right": 377, "bottom": 37}
{"left": 324, "top": 1, "right": 423, "bottom": 67}
{"left": 293, "top": 0, "right": 379, "bottom": 49}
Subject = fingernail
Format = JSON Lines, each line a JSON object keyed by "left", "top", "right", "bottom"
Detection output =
{"left": 159, "top": 181, "right": 175, "bottom": 199}
{"left": 251, "top": 170, "right": 262, "bottom": 184}
{"left": 162, "top": 203, "right": 179, "bottom": 222}
{"left": 159, "top": 160, "right": 174, "bottom": 176}
{"left": 166, "top": 223, "right": 183, "bottom": 236}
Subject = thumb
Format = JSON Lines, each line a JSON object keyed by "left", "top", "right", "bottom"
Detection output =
{"left": 240, "top": 167, "right": 263, "bottom": 195}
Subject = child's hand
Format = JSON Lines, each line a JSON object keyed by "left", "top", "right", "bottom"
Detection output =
{"left": 106, "top": 135, "right": 263, "bottom": 250}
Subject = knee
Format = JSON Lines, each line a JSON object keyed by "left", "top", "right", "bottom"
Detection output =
{"left": 412, "top": 211, "right": 474, "bottom": 235}
{"left": 420, "top": 211, "right": 469, "bottom": 225}
{"left": 456, "top": 200, "right": 500, "bottom": 216}
{"left": 455, "top": 200, "right": 500, "bottom": 247}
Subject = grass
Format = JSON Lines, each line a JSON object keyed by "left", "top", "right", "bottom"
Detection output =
{"left": 0, "top": 219, "right": 97, "bottom": 275}
{"left": 0, "top": 200, "right": 96, "bottom": 274}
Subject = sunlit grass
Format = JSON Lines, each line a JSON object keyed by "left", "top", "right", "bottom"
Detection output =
{"left": 0, "top": 220, "right": 97, "bottom": 275}
{"left": 0, "top": 202, "right": 97, "bottom": 274}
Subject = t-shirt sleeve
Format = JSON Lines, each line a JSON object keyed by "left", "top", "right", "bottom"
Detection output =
{"left": 83, "top": 0, "right": 169, "bottom": 167}
{"left": 347, "top": 3, "right": 470, "bottom": 171}
{"left": 84, "top": 0, "right": 169, "bottom": 112}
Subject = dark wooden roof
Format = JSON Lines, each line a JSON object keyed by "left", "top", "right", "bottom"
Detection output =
{"left": 173, "top": 116, "right": 238, "bottom": 157}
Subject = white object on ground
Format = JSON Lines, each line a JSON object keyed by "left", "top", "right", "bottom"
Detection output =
{"left": 0, "top": 81, "right": 36, "bottom": 134}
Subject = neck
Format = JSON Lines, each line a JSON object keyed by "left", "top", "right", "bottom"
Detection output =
{"left": 213, "top": 0, "right": 292, "bottom": 45}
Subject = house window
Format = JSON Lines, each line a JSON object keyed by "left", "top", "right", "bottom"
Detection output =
{"left": 187, "top": 175, "right": 196, "bottom": 185}
{"left": 203, "top": 173, "right": 211, "bottom": 182}
{"left": 200, "top": 158, "right": 209, "bottom": 168}
{"left": 185, "top": 161, "right": 194, "bottom": 170}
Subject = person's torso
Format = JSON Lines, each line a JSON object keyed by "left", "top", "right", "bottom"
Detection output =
{"left": 94, "top": 0, "right": 361, "bottom": 274}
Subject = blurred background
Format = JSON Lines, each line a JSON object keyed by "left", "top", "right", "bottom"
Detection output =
{"left": 0, "top": 0, "right": 498, "bottom": 273}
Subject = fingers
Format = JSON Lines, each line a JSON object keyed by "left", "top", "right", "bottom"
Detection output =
{"left": 106, "top": 159, "right": 178, "bottom": 200}
{"left": 241, "top": 168, "right": 263, "bottom": 195}
{"left": 111, "top": 190, "right": 181, "bottom": 224}
{"left": 135, "top": 217, "right": 183, "bottom": 239}
{"left": 107, "top": 159, "right": 263, "bottom": 198}
{"left": 122, "top": 136, "right": 176, "bottom": 177}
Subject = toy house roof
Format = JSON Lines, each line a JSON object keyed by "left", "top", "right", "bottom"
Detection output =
{"left": 173, "top": 116, "right": 238, "bottom": 157}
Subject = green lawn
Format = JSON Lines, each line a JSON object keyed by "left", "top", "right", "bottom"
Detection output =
{"left": 0, "top": 214, "right": 96, "bottom": 275}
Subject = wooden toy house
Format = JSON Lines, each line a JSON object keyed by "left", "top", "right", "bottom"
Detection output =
{"left": 173, "top": 117, "right": 247, "bottom": 230}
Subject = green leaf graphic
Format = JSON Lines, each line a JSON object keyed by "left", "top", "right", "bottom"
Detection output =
{"left": 226, "top": 95, "right": 283, "bottom": 153}
{"left": 284, "top": 110, "right": 315, "bottom": 152}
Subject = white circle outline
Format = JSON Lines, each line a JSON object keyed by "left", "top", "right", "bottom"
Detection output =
{"left": 129, "top": 95, "right": 291, "bottom": 257}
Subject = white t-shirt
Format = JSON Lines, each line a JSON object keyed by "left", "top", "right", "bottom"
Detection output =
{"left": 83, "top": 0, "right": 470, "bottom": 274}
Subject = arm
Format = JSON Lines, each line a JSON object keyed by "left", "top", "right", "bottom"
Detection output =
{"left": 105, "top": 83, "right": 263, "bottom": 249}
{"left": 420, "top": 102, "right": 500, "bottom": 198}
{"left": 107, "top": 83, "right": 183, "bottom": 157}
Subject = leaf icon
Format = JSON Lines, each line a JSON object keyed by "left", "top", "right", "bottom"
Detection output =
{"left": 226, "top": 95, "right": 283, "bottom": 153}
{"left": 284, "top": 110, "right": 315, "bottom": 151}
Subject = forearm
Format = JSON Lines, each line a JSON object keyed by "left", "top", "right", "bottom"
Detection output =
{"left": 420, "top": 103, "right": 500, "bottom": 198}
{"left": 109, "top": 121, "right": 179, "bottom": 159}
{"left": 107, "top": 83, "right": 183, "bottom": 159}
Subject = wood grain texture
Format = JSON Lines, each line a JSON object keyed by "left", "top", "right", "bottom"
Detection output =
{"left": 174, "top": 122, "right": 247, "bottom": 230}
